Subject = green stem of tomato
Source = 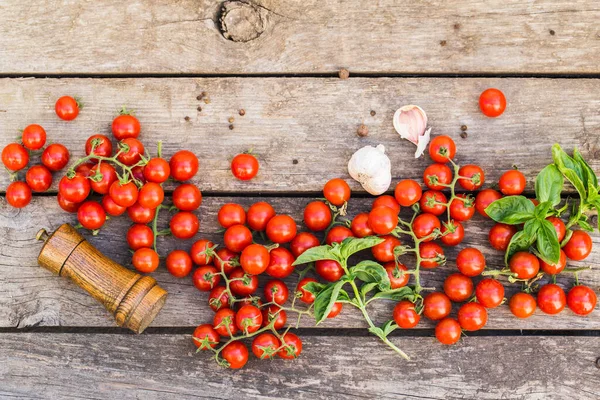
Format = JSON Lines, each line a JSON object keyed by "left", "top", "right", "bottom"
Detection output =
{"left": 151, "top": 204, "right": 164, "bottom": 253}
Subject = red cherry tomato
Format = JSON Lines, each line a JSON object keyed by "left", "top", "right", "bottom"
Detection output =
{"left": 192, "top": 324, "right": 220, "bottom": 350}
{"left": 371, "top": 235, "right": 401, "bottom": 263}
{"left": 246, "top": 201, "right": 276, "bottom": 231}
{"left": 489, "top": 223, "right": 517, "bottom": 251}
{"left": 116, "top": 138, "right": 144, "bottom": 166}
{"left": 126, "top": 224, "right": 153, "bottom": 250}
{"left": 479, "top": 88, "right": 506, "bottom": 118}
{"left": 55, "top": 96, "right": 80, "bottom": 120}
{"left": 77, "top": 201, "right": 106, "bottom": 230}
{"left": 457, "top": 302, "right": 487, "bottom": 331}
{"left": 266, "top": 247, "right": 295, "bottom": 278}
{"left": 372, "top": 195, "right": 400, "bottom": 214}
{"left": 393, "top": 300, "right": 420, "bottom": 329}
{"left": 327, "top": 302, "right": 343, "bottom": 319}
{"left": 2, "top": 143, "right": 29, "bottom": 171}
{"left": 192, "top": 265, "right": 220, "bottom": 291}
{"left": 137, "top": 182, "right": 164, "bottom": 209}
{"left": 419, "top": 242, "right": 444, "bottom": 269}
{"left": 143, "top": 158, "right": 170, "bottom": 183}
{"left": 75, "top": 162, "right": 95, "bottom": 178}
{"left": 412, "top": 213, "right": 441, "bottom": 241}
{"left": 325, "top": 225, "right": 354, "bottom": 245}
{"left": 290, "top": 232, "right": 320, "bottom": 257}
{"left": 475, "top": 278, "right": 504, "bottom": 308}
{"left": 169, "top": 150, "right": 199, "bottom": 181}
{"left": 221, "top": 341, "right": 249, "bottom": 369}
{"left": 218, "top": 203, "right": 246, "bottom": 228}
{"left": 89, "top": 163, "right": 118, "bottom": 195}
{"left": 109, "top": 181, "right": 139, "bottom": 208}
{"left": 240, "top": 244, "right": 270, "bottom": 275}
{"left": 231, "top": 153, "right": 259, "bottom": 181}
{"left": 101, "top": 194, "right": 124, "bottom": 216}
{"left": 449, "top": 194, "right": 475, "bottom": 222}
{"left": 351, "top": 212, "right": 374, "bottom": 238}
{"left": 208, "top": 286, "right": 231, "bottom": 311}
{"left": 252, "top": 332, "right": 281, "bottom": 359}
{"left": 213, "top": 308, "right": 238, "bottom": 337}
{"left": 394, "top": 179, "right": 422, "bottom": 207}
{"left": 296, "top": 277, "right": 317, "bottom": 303}
{"left": 5, "top": 181, "right": 32, "bottom": 208}
{"left": 131, "top": 165, "right": 146, "bottom": 184}
{"left": 266, "top": 215, "right": 297, "bottom": 243}
{"left": 458, "top": 165, "right": 485, "bottom": 190}
{"left": 264, "top": 280, "right": 289, "bottom": 304}
{"left": 127, "top": 202, "right": 156, "bottom": 224}
{"left": 420, "top": 190, "right": 447, "bottom": 216}
{"left": 229, "top": 267, "right": 258, "bottom": 297}
{"left": 170, "top": 211, "right": 199, "bottom": 239}
{"left": 21, "top": 124, "right": 46, "bottom": 150}
{"left": 385, "top": 262, "right": 409, "bottom": 289}
{"left": 262, "top": 305, "right": 287, "bottom": 330}
{"left": 224, "top": 224, "right": 253, "bottom": 252}
{"left": 315, "top": 259, "right": 344, "bottom": 282}
{"left": 112, "top": 113, "right": 141, "bottom": 140}
{"left": 58, "top": 192, "right": 81, "bottom": 213}
{"left": 435, "top": 318, "right": 461, "bottom": 345}
{"left": 323, "top": 178, "right": 351, "bottom": 206}
{"left": 165, "top": 250, "right": 193, "bottom": 278}
{"left": 59, "top": 175, "right": 91, "bottom": 203}
{"left": 440, "top": 220, "right": 464, "bottom": 247}
{"left": 25, "top": 165, "right": 52, "bottom": 192}
{"left": 547, "top": 217, "right": 566, "bottom": 242}
{"left": 132, "top": 248, "right": 159, "bottom": 273}
{"left": 537, "top": 284, "right": 566, "bottom": 315}
{"left": 172, "top": 183, "right": 202, "bottom": 211}
{"left": 456, "top": 247, "right": 486, "bottom": 277}
{"left": 368, "top": 206, "right": 399, "bottom": 235}
{"left": 190, "top": 239, "right": 214, "bottom": 265}
{"left": 509, "top": 292, "right": 536, "bottom": 319}
{"left": 499, "top": 169, "right": 526, "bottom": 195}
{"left": 428, "top": 135, "right": 456, "bottom": 163}
{"left": 278, "top": 332, "right": 302, "bottom": 360}
{"left": 85, "top": 134, "right": 113, "bottom": 160}
{"left": 423, "top": 292, "right": 452, "bottom": 321}
{"left": 563, "top": 230, "right": 592, "bottom": 261}
{"left": 475, "top": 189, "right": 502, "bottom": 218}
{"left": 303, "top": 201, "right": 332, "bottom": 232}
{"left": 214, "top": 248, "right": 238, "bottom": 275}
{"left": 444, "top": 273, "right": 474, "bottom": 302}
{"left": 567, "top": 285, "right": 597, "bottom": 316}
{"left": 423, "top": 163, "right": 452, "bottom": 190}
{"left": 509, "top": 252, "right": 540, "bottom": 279}
{"left": 41, "top": 143, "right": 70, "bottom": 171}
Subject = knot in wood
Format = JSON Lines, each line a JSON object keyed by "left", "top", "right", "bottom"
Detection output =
{"left": 220, "top": 1, "right": 266, "bottom": 42}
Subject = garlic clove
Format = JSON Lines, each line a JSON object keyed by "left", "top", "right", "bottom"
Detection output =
{"left": 348, "top": 144, "right": 392, "bottom": 195}
{"left": 414, "top": 128, "right": 432, "bottom": 158}
{"left": 393, "top": 105, "right": 431, "bottom": 158}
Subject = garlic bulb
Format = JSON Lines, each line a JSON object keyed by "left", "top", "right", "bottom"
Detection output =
{"left": 393, "top": 105, "right": 431, "bottom": 158}
{"left": 348, "top": 144, "right": 391, "bottom": 195}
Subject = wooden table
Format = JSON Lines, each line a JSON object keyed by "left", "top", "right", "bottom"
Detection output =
{"left": 1, "top": 1, "right": 599, "bottom": 398}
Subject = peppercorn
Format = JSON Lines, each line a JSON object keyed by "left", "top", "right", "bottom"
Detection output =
{"left": 228, "top": 117, "right": 235, "bottom": 123}
{"left": 461, "top": 125, "right": 468, "bottom": 131}
{"left": 239, "top": 109, "right": 246, "bottom": 116}
{"left": 339, "top": 69, "right": 350, "bottom": 79}
{"left": 460, "top": 131, "right": 468, "bottom": 139}
{"left": 229, "top": 124, "right": 234, "bottom": 130}
{"left": 370, "top": 110, "right": 376, "bottom": 116}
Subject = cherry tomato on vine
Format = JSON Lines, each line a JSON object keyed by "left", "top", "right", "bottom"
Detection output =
{"left": 369, "top": 206, "right": 398, "bottom": 235}
{"left": 240, "top": 244, "right": 270, "bottom": 275}
{"left": 252, "top": 333, "right": 281, "bottom": 359}
{"left": 423, "top": 292, "right": 452, "bottom": 321}
{"left": 231, "top": 153, "right": 259, "bottom": 181}
{"left": 109, "top": 181, "right": 139, "bottom": 208}
{"left": 303, "top": 201, "right": 332, "bottom": 232}
{"left": 264, "top": 280, "right": 289, "bottom": 305}
{"left": 395, "top": 179, "right": 422, "bottom": 207}
{"left": 440, "top": 220, "right": 464, "bottom": 247}
{"left": 127, "top": 202, "right": 156, "bottom": 224}
{"left": 419, "top": 242, "right": 444, "bottom": 269}
{"left": 489, "top": 223, "right": 517, "bottom": 251}
{"left": 435, "top": 318, "right": 461, "bottom": 345}
{"left": 214, "top": 248, "right": 238, "bottom": 275}
{"left": 456, "top": 247, "right": 486, "bottom": 277}
{"left": 449, "top": 194, "right": 475, "bottom": 221}
{"left": 89, "top": 163, "right": 118, "bottom": 195}
{"left": 475, "top": 189, "right": 502, "bottom": 218}
{"left": 192, "top": 265, "right": 220, "bottom": 292}
{"left": 208, "top": 286, "right": 231, "bottom": 311}
{"left": 266, "top": 247, "right": 295, "bottom": 278}
{"left": 235, "top": 304, "right": 263, "bottom": 334}
{"left": 132, "top": 247, "right": 159, "bottom": 273}
{"left": 59, "top": 175, "right": 91, "bottom": 203}
{"left": 213, "top": 308, "right": 238, "bottom": 337}
{"left": 58, "top": 192, "right": 81, "bottom": 213}
{"left": 229, "top": 268, "right": 258, "bottom": 297}
{"left": 190, "top": 239, "right": 214, "bottom": 265}
{"left": 393, "top": 301, "right": 420, "bottom": 329}
{"left": 567, "top": 285, "right": 597, "bottom": 316}
{"left": 323, "top": 178, "right": 350, "bottom": 206}
{"left": 192, "top": 324, "right": 220, "bottom": 350}
{"left": 372, "top": 195, "right": 400, "bottom": 214}
{"left": 5, "top": 181, "right": 32, "bottom": 208}
{"left": 296, "top": 277, "right": 317, "bottom": 304}
{"left": 266, "top": 215, "right": 297, "bottom": 243}
{"left": 85, "top": 134, "right": 113, "bottom": 160}
{"left": 169, "top": 150, "right": 199, "bottom": 181}
{"left": 224, "top": 224, "right": 253, "bottom": 252}
{"left": 420, "top": 190, "right": 447, "bottom": 216}
{"left": 351, "top": 212, "right": 374, "bottom": 238}
{"left": 55, "top": 96, "right": 80, "bottom": 120}
{"left": 166, "top": 250, "right": 193, "bottom": 278}
{"left": 143, "top": 157, "right": 170, "bottom": 183}
{"left": 429, "top": 135, "right": 456, "bottom": 163}
{"left": 172, "top": 183, "right": 202, "bottom": 211}
{"left": 218, "top": 203, "right": 246, "bottom": 228}
{"left": 563, "top": 230, "right": 592, "bottom": 261}
{"left": 475, "top": 278, "right": 504, "bottom": 308}
{"left": 170, "top": 211, "right": 199, "bottom": 239}
{"left": 41, "top": 143, "right": 70, "bottom": 171}
{"left": 547, "top": 216, "right": 566, "bottom": 242}
{"left": 509, "top": 252, "right": 540, "bottom": 280}
{"left": 112, "top": 113, "right": 140, "bottom": 140}
{"left": 126, "top": 224, "right": 153, "bottom": 250}
{"left": 77, "top": 201, "right": 106, "bottom": 230}
{"left": 412, "top": 213, "right": 440, "bottom": 241}
{"left": 327, "top": 302, "right": 343, "bottom": 318}
{"left": 372, "top": 235, "right": 401, "bottom": 263}
{"left": 131, "top": 165, "right": 146, "bottom": 184}
{"left": 325, "top": 225, "right": 354, "bottom": 245}
{"left": 458, "top": 165, "right": 485, "bottom": 190}
{"left": 509, "top": 292, "right": 536, "bottom": 319}
{"left": 117, "top": 138, "right": 144, "bottom": 166}
{"left": 278, "top": 332, "right": 302, "bottom": 359}
{"left": 25, "top": 165, "right": 52, "bottom": 192}
{"left": 316, "top": 259, "right": 344, "bottom": 282}
{"left": 444, "top": 273, "right": 474, "bottom": 302}
{"left": 384, "top": 262, "right": 409, "bottom": 289}
{"left": 262, "top": 305, "right": 286, "bottom": 330}
{"left": 2, "top": 143, "right": 29, "bottom": 171}
{"left": 290, "top": 232, "right": 320, "bottom": 257}
{"left": 222, "top": 341, "right": 248, "bottom": 369}
{"left": 537, "top": 284, "right": 566, "bottom": 315}
{"left": 499, "top": 169, "right": 526, "bottom": 195}
{"left": 137, "top": 182, "right": 164, "bottom": 209}
{"left": 423, "top": 163, "right": 452, "bottom": 191}
{"left": 479, "top": 88, "right": 506, "bottom": 118}
{"left": 247, "top": 201, "right": 276, "bottom": 231}
{"left": 457, "top": 302, "right": 487, "bottom": 331}
{"left": 74, "top": 162, "right": 95, "bottom": 178}
{"left": 21, "top": 124, "right": 46, "bottom": 150}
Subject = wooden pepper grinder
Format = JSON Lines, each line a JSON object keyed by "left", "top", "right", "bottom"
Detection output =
{"left": 36, "top": 224, "right": 168, "bottom": 333}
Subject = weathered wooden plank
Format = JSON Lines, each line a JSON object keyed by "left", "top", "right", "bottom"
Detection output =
{"left": 0, "top": 1, "right": 599, "bottom": 74}
{"left": 1, "top": 77, "right": 599, "bottom": 193}
{"left": 1, "top": 197, "right": 598, "bottom": 330}
{"left": 0, "top": 333, "right": 598, "bottom": 399}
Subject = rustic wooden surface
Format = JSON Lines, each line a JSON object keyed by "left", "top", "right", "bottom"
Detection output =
{"left": 1, "top": 1, "right": 599, "bottom": 74}
{"left": 0, "top": 333, "right": 598, "bottom": 399}
{"left": 1, "top": 77, "right": 599, "bottom": 193}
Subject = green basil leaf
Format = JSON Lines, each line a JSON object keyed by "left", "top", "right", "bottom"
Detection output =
{"left": 485, "top": 196, "right": 535, "bottom": 224}
{"left": 301, "top": 281, "right": 327, "bottom": 297}
{"left": 292, "top": 245, "right": 339, "bottom": 266}
{"left": 536, "top": 219, "right": 561, "bottom": 264}
{"left": 350, "top": 260, "right": 391, "bottom": 291}
{"left": 577, "top": 218, "right": 594, "bottom": 232}
{"left": 340, "top": 236, "right": 385, "bottom": 260}
{"left": 382, "top": 320, "right": 397, "bottom": 336}
{"left": 504, "top": 220, "right": 539, "bottom": 265}
{"left": 368, "top": 326, "right": 385, "bottom": 340}
{"left": 370, "top": 286, "right": 416, "bottom": 302}
{"left": 535, "top": 164, "right": 563, "bottom": 206}
{"left": 360, "top": 282, "right": 379, "bottom": 300}
{"left": 552, "top": 144, "right": 587, "bottom": 199}
{"left": 534, "top": 201, "right": 553, "bottom": 221}
{"left": 573, "top": 148, "right": 598, "bottom": 190}
{"left": 313, "top": 280, "right": 345, "bottom": 325}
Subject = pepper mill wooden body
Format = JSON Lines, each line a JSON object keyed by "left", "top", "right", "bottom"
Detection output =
{"left": 37, "top": 224, "right": 167, "bottom": 333}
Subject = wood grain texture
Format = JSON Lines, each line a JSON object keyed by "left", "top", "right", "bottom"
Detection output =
{"left": 1, "top": 196, "right": 598, "bottom": 330}
{"left": 0, "top": 333, "right": 599, "bottom": 399}
{"left": 1, "top": 77, "right": 599, "bottom": 193}
{"left": 0, "top": 1, "right": 599, "bottom": 74}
